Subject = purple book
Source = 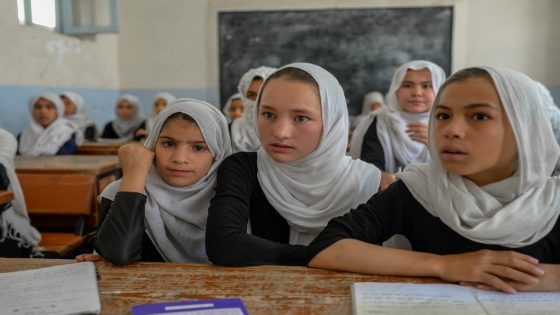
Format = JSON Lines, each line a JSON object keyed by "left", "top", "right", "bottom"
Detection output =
{"left": 131, "top": 298, "right": 249, "bottom": 315}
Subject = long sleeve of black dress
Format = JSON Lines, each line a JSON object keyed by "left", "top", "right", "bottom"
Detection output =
{"left": 206, "top": 152, "right": 308, "bottom": 266}
{"left": 95, "top": 191, "right": 163, "bottom": 265}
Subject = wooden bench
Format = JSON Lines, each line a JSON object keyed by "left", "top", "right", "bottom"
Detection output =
{"left": 15, "top": 155, "right": 120, "bottom": 257}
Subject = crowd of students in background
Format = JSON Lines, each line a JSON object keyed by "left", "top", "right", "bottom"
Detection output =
{"left": 2, "top": 59, "right": 560, "bottom": 293}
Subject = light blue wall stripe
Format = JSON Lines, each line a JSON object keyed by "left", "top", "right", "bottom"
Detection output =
{"left": 0, "top": 85, "right": 219, "bottom": 136}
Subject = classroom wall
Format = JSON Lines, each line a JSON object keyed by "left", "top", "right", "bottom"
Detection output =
{"left": 1, "top": 0, "right": 559, "bottom": 136}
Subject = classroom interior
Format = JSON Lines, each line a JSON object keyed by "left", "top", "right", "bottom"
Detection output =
{"left": 1, "top": 0, "right": 559, "bottom": 136}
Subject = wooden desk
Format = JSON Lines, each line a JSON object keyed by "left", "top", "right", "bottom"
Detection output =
{"left": 15, "top": 155, "right": 121, "bottom": 232}
{"left": 77, "top": 141, "right": 129, "bottom": 155}
{"left": 0, "top": 190, "right": 14, "bottom": 204}
{"left": 0, "top": 258, "right": 441, "bottom": 315}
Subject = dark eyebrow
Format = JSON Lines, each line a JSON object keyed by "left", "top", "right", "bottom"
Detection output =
{"left": 435, "top": 103, "right": 500, "bottom": 111}
{"left": 259, "top": 105, "right": 313, "bottom": 115}
{"left": 159, "top": 135, "right": 206, "bottom": 144}
{"left": 402, "top": 80, "right": 432, "bottom": 85}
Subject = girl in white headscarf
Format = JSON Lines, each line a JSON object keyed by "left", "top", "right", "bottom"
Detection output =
{"left": 135, "top": 92, "right": 176, "bottom": 140}
{"left": 92, "top": 99, "right": 231, "bottom": 264}
{"left": 206, "top": 63, "right": 383, "bottom": 266}
{"left": 60, "top": 91, "right": 97, "bottom": 141}
{"left": 352, "top": 91, "right": 385, "bottom": 129}
{"left": 230, "top": 66, "right": 276, "bottom": 152}
{"left": 309, "top": 66, "right": 560, "bottom": 293}
{"left": 19, "top": 93, "right": 83, "bottom": 156}
{"left": 222, "top": 93, "right": 243, "bottom": 125}
{"left": 350, "top": 61, "right": 446, "bottom": 173}
{"left": 100, "top": 94, "right": 146, "bottom": 141}
{"left": 0, "top": 129, "right": 42, "bottom": 257}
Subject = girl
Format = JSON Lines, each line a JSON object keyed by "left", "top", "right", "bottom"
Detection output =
{"left": 0, "top": 129, "right": 42, "bottom": 257}
{"left": 60, "top": 91, "right": 97, "bottom": 141}
{"left": 230, "top": 66, "right": 276, "bottom": 152}
{"left": 350, "top": 60, "right": 446, "bottom": 173}
{"left": 352, "top": 91, "right": 385, "bottom": 129}
{"left": 19, "top": 92, "right": 82, "bottom": 156}
{"left": 136, "top": 92, "right": 176, "bottom": 139}
{"left": 222, "top": 93, "right": 244, "bottom": 124}
{"left": 206, "top": 63, "right": 385, "bottom": 266}
{"left": 100, "top": 94, "right": 146, "bottom": 141}
{"left": 308, "top": 66, "right": 560, "bottom": 293}
{"left": 92, "top": 99, "right": 231, "bottom": 265}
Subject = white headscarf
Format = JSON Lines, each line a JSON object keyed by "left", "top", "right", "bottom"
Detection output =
{"left": 535, "top": 81, "right": 560, "bottom": 145}
{"left": 146, "top": 92, "right": 176, "bottom": 133}
{"left": 19, "top": 93, "right": 83, "bottom": 156}
{"left": 60, "top": 91, "right": 96, "bottom": 134}
{"left": 111, "top": 94, "right": 145, "bottom": 139}
{"left": 222, "top": 93, "right": 242, "bottom": 123}
{"left": 230, "top": 66, "right": 277, "bottom": 152}
{"left": 100, "top": 99, "right": 232, "bottom": 262}
{"left": 350, "top": 61, "right": 446, "bottom": 172}
{"left": 398, "top": 66, "right": 560, "bottom": 248}
{"left": 0, "top": 129, "right": 41, "bottom": 250}
{"left": 255, "top": 63, "right": 382, "bottom": 245}
{"left": 353, "top": 91, "right": 385, "bottom": 129}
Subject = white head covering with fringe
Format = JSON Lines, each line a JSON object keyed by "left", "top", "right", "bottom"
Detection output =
{"left": 146, "top": 92, "right": 176, "bottom": 133}
{"left": 60, "top": 91, "right": 96, "bottom": 135}
{"left": 110, "top": 94, "right": 145, "bottom": 139}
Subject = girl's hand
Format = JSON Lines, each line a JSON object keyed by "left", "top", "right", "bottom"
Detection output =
{"left": 434, "top": 250, "right": 544, "bottom": 294}
{"left": 406, "top": 122, "right": 429, "bottom": 145}
{"left": 118, "top": 143, "right": 155, "bottom": 193}
{"left": 379, "top": 172, "right": 396, "bottom": 191}
{"left": 75, "top": 253, "right": 103, "bottom": 262}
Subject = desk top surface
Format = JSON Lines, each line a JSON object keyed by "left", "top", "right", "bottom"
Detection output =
{"left": 15, "top": 155, "right": 120, "bottom": 175}
{"left": 0, "top": 190, "right": 14, "bottom": 204}
{"left": 76, "top": 141, "right": 130, "bottom": 155}
{"left": 0, "top": 258, "right": 441, "bottom": 315}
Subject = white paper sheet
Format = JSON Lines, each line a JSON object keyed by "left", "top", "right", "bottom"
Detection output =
{"left": 0, "top": 262, "right": 101, "bottom": 315}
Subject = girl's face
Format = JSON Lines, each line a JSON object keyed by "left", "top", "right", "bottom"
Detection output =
{"left": 33, "top": 98, "right": 58, "bottom": 128}
{"left": 154, "top": 118, "right": 214, "bottom": 187}
{"left": 116, "top": 100, "right": 135, "bottom": 120}
{"left": 368, "top": 101, "right": 382, "bottom": 112}
{"left": 246, "top": 78, "right": 264, "bottom": 101}
{"left": 433, "top": 77, "right": 518, "bottom": 186}
{"left": 229, "top": 98, "right": 244, "bottom": 120}
{"left": 396, "top": 69, "right": 435, "bottom": 113}
{"left": 257, "top": 78, "right": 323, "bottom": 163}
{"left": 61, "top": 96, "right": 77, "bottom": 116}
{"left": 154, "top": 98, "right": 168, "bottom": 115}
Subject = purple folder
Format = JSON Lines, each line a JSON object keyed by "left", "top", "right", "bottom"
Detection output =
{"left": 131, "top": 298, "right": 249, "bottom": 315}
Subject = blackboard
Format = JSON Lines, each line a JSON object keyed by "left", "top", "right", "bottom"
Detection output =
{"left": 218, "top": 7, "right": 453, "bottom": 115}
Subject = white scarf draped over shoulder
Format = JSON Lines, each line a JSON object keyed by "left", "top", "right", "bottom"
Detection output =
{"left": 19, "top": 92, "right": 83, "bottom": 156}
{"left": 230, "top": 66, "right": 276, "bottom": 152}
{"left": 100, "top": 99, "right": 232, "bottom": 262}
{"left": 350, "top": 60, "right": 446, "bottom": 172}
{"left": 0, "top": 129, "right": 41, "bottom": 250}
{"left": 111, "top": 94, "right": 145, "bottom": 139}
{"left": 255, "top": 63, "right": 382, "bottom": 245}
{"left": 60, "top": 91, "right": 96, "bottom": 134}
{"left": 146, "top": 92, "right": 176, "bottom": 133}
{"left": 398, "top": 66, "right": 560, "bottom": 248}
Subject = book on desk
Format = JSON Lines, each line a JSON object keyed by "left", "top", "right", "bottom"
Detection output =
{"left": 352, "top": 282, "right": 560, "bottom": 315}
{"left": 132, "top": 298, "right": 249, "bottom": 315}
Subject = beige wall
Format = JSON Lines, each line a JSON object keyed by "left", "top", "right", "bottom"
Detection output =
{"left": 0, "top": 1, "right": 119, "bottom": 88}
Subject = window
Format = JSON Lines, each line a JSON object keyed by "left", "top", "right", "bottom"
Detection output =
{"left": 17, "top": 0, "right": 118, "bottom": 35}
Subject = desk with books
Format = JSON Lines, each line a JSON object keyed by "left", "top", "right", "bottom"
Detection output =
{"left": 0, "top": 258, "right": 441, "bottom": 315}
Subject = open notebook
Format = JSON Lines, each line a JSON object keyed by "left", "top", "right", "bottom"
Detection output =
{"left": 352, "top": 282, "right": 560, "bottom": 315}
{"left": 0, "top": 262, "right": 100, "bottom": 315}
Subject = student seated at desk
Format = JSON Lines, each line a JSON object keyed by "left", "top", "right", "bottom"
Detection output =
{"left": 206, "top": 63, "right": 390, "bottom": 267}
{"left": 0, "top": 129, "right": 42, "bottom": 258}
{"left": 92, "top": 99, "right": 231, "bottom": 265}
{"left": 60, "top": 91, "right": 97, "bottom": 141}
{"left": 222, "top": 93, "right": 243, "bottom": 126}
{"left": 18, "top": 93, "right": 83, "bottom": 156}
{"left": 308, "top": 66, "right": 560, "bottom": 293}
{"left": 135, "top": 92, "right": 176, "bottom": 140}
{"left": 101, "top": 94, "right": 146, "bottom": 141}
